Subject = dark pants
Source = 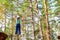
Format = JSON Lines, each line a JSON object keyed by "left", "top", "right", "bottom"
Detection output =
{"left": 15, "top": 24, "right": 21, "bottom": 34}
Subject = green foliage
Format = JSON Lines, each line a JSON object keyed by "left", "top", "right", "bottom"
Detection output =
{"left": 0, "top": 0, "right": 6, "bottom": 3}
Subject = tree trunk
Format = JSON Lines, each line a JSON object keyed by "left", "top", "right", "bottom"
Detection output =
{"left": 34, "top": 0, "right": 44, "bottom": 40}
{"left": 30, "top": 0, "right": 35, "bottom": 40}
{"left": 43, "top": 0, "right": 50, "bottom": 40}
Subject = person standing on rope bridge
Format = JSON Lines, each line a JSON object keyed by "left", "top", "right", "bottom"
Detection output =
{"left": 15, "top": 15, "right": 21, "bottom": 35}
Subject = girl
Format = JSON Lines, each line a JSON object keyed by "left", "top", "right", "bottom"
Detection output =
{"left": 15, "top": 16, "right": 21, "bottom": 35}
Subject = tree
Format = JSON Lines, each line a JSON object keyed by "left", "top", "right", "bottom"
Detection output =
{"left": 43, "top": 0, "right": 51, "bottom": 40}
{"left": 30, "top": 0, "right": 35, "bottom": 40}
{"left": 34, "top": 0, "right": 44, "bottom": 40}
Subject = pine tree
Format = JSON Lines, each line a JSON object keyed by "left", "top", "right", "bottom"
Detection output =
{"left": 30, "top": 0, "right": 35, "bottom": 40}
{"left": 34, "top": 0, "right": 44, "bottom": 40}
{"left": 43, "top": 0, "right": 51, "bottom": 40}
